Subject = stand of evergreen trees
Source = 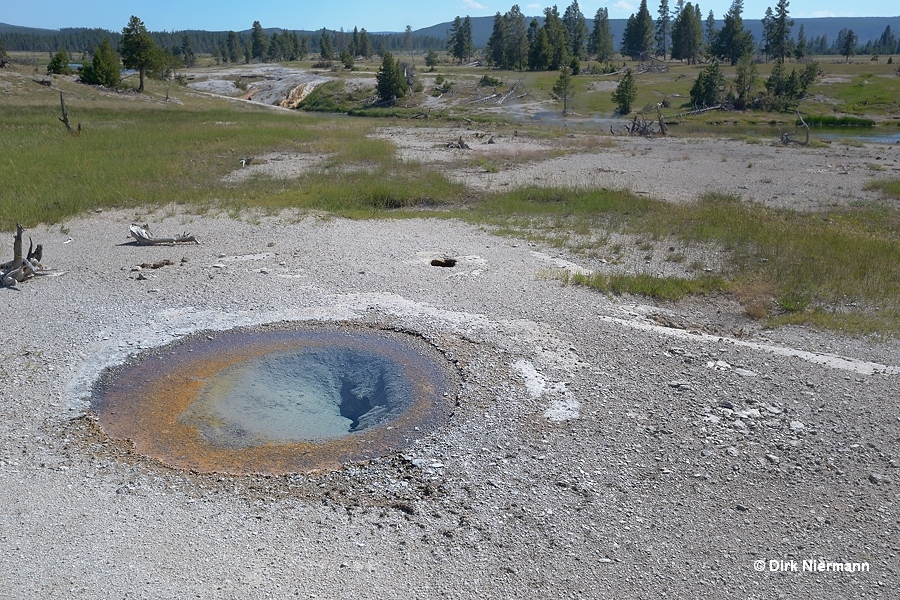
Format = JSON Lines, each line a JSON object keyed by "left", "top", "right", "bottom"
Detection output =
{"left": 3, "top": 5, "right": 898, "bottom": 72}
{"left": 0, "top": 23, "right": 445, "bottom": 62}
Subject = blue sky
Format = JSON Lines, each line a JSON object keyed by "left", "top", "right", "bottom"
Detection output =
{"left": 4, "top": 1, "right": 897, "bottom": 33}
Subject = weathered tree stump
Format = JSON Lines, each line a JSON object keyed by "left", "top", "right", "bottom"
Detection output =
{"left": 1, "top": 224, "right": 44, "bottom": 286}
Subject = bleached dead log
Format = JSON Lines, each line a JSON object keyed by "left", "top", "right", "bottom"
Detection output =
{"left": 58, "top": 92, "right": 81, "bottom": 135}
{"left": 667, "top": 104, "right": 723, "bottom": 119}
{"left": 625, "top": 113, "right": 658, "bottom": 137}
{"left": 656, "top": 103, "right": 669, "bottom": 136}
{"left": 779, "top": 110, "right": 810, "bottom": 146}
{"left": 129, "top": 223, "right": 199, "bottom": 245}
{"left": 470, "top": 94, "right": 498, "bottom": 104}
{"left": 1, "top": 224, "right": 44, "bottom": 286}
{"left": 447, "top": 136, "right": 470, "bottom": 150}
{"left": 494, "top": 78, "right": 524, "bottom": 105}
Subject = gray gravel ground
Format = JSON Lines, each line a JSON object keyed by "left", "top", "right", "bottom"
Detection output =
{"left": 1, "top": 207, "right": 897, "bottom": 599}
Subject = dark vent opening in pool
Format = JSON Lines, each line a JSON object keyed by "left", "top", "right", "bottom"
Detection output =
{"left": 91, "top": 326, "right": 453, "bottom": 475}
{"left": 340, "top": 371, "right": 388, "bottom": 431}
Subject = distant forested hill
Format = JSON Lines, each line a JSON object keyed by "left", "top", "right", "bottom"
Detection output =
{"left": 419, "top": 15, "right": 900, "bottom": 52}
{"left": 2, "top": 14, "right": 899, "bottom": 56}
{"left": 0, "top": 23, "right": 443, "bottom": 56}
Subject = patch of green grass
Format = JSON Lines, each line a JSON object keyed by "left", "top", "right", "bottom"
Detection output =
{"left": 0, "top": 88, "right": 465, "bottom": 228}
{"left": 866, "top": 179, "right": 900, "bottom": 199}
{"left": 770, "top": 308, "right": 900, "bottom": 337}
{"left": 830, "top": 73, "right": 900, "bottom": 115}
{"left": 802, "top": 114, "right": 875, "bottom": 127}
{"left": 561, "top": 270, "right": 728, "bottom": 301}
{"left": 467, "top": 188, "right": 900, "bottom": 334}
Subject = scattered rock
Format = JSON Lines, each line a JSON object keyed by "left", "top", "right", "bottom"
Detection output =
{"left": 668, "top": 380, "right": 691, "bottom": 388}
{"left": 431, "top": 257, "right": 457, "bottom": 268}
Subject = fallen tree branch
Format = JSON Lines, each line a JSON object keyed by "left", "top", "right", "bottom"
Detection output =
{"left": 656, "top": 103, "right": 669, "bottom": 137}
{"left": 780, "top": 110, "right": 810, "bottom": 146}
{"left": 58, "top": 92, "right": 81, "bottom": 135}
{"left": 447, "top": 135, "right": 470, "bottom": 150}
{"left": 1, "top": 224, "right": 45, "bottom": 286}
{"left": 129, "top": 223, "right": 199, "bottom": 245}
{"left": 666, "top": 104, "right": 723, "bottom": 119}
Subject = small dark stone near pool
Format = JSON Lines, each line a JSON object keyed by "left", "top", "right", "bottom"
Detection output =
{"left": 431, "top": 257, "right": 457, "bottom": 267}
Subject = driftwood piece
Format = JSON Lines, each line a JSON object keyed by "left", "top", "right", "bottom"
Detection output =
{"left": 624, "top": 113, "right": 659, "bottom": 137}
{"left": 667, "top": 104, "right": 723, "bottom": 119}
{"left": 1, "top": 224, "right": 45, "bottom": 286}
{"left": 780, "top": 110, "right": 810, "bottom": 146}
{"left": 470, "top": 93, "right": 498, "bottom": 104}
{"left": 58, "top": 92, "right": 81, "bottom": 135}
{"left": 496, "top": 79, "right": 523, "bottom": 105}
{"left": 447, "top": 136, "right": 470, "bottom": 150}
{"left": 656, "top": 104, "right": 669, "bottom": 137}
{"left": 129, "top": 223, "right": 199, "bottom": 245}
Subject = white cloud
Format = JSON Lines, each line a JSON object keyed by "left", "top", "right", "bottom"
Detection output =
{"left": 462, "top": 0, "right": 487, "bottom": 9}
{"left": 526, "top": 3, "right": 542, "bottom": 10}
{"left": 614, "top": 1, "right": 636, "bottom": 13}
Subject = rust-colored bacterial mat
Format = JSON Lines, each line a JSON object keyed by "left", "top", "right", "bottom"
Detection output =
{"left": 91, "top": 325, "right": 454, "bottom": 475}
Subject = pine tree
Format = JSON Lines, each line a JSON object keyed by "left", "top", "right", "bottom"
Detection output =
{"left": 226, "top": 31, "right": 242, "bottom": 64}
{"left": 448, "top": 16, "right": 469, "bottom": 63}
{"left": 529, "top": 27, "right": 551, "bottom": 71}
{"left": 562, "top": 1, "right": 588, "bottom": 60}
{"left": 359, "top": 29, "right": 373, "bottom": 59}
{"left": 705, "top": 10, "right": 717, "bottom": 50}
{"left": 589, "top": 7, "right": 614, "bottom": 62}
{"left": 486, "top": 13, "right": 507, "bottom": 67}
{"left": 120, "top": 15, "right": 157, "bottom": 91}
{"left": 671, "top": 3, "right": 702, "bottom": 64}
{"left": 404, "top": 25, "right": 413, "bottom": 58}
{"left": 842, "top": 30, "right": 857, "bottom": 62}
{"left": 734, "top": 53, "right": 757, "bottom": 107}
{"left": 761, "top": 7, "right": 774, "bottom": 62}
{"left": 425, "top": 48, "right": 438, "bottom": 71}
{"left": 612, "top": 68, "right": 637, "bottom": 113}
{"left": 552, "top": 65, "right": 575, "bottom": 113}
{"left": 771, "top": 0, "right": 793, "bottom": 63}
{"left": 180, "top": 35, "right": 195, "bottom": 67}
{"left": 375, "top": 51, "right": 408, "bottom": 101}
{"left": 542, "top": 6, "right": 570, "bottom": 71}
{"left": 350, "top": 27, "right": 360, "bottom": 57}
{"left": 690, "top": 61, "right": 725, "bottom": 106}
{"left": 504, "top": 5, "right": 529, "bottom": 71}
{"left": 794, "top": 24, "right": 807, "bottom": 60}
{"left": 79, "top": 38, "right": 120, "bottom": 87}
{"left": 251, "top": 21, "right": 268, "bottom": 62}
{"left": 712, "top": 0, "right": 754, "bottom": 65}
{"left": 621, "top": 0, "right": 655, "bottom": 60}
{"left": 319, "top": 29, "right": 334, "bottom": 60}
{"left": 462, "top": 16, "right": 474, "bottom": 62}
{"left": 655, "top": 0, "right": 671, "bottom": 59}
{"left": 47, "top": 49, "right": 72, "bottom": 75}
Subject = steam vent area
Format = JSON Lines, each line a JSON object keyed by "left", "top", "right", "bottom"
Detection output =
{"left": 4, "top": 211, "right": 897, "bottom": 598}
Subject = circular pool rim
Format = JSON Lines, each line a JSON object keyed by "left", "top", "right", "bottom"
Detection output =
{"left": 90, "top": 322, "right": 456, "bottom": 475}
